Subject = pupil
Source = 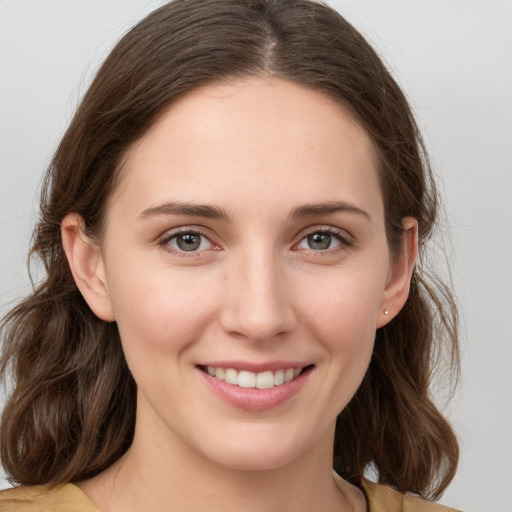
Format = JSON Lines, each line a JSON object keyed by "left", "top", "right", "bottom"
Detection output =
{"left": 308, "top": 233, "right": 331, "bottom": 250}
{"left": 177, "top": 233, "right": 200, "bottom": 251}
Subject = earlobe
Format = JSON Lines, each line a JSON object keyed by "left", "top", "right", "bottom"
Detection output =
{"left": 376, "top": 217, "right": 418, "bottom": 328}
{"left": 61, "top": 213, "right": 115, "bottom": 322}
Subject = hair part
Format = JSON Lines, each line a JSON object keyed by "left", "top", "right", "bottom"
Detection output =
{"left": 1, "top": 0, "right": 458, "bottom": 498}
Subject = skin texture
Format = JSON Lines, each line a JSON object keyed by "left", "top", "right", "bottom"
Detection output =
{"left": 62, "top": 77, "right": 417, "bottom": 512}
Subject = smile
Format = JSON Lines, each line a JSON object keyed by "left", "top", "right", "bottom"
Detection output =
{"left": 202, "top": 366, "right": 305, "bottom": 389}
{"left": 197, "top": 364, "right": 313, "bottom": 411}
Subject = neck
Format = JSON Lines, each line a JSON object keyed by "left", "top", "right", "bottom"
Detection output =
{"left": 79, "top": 407, "right": 362, "bottom": 512}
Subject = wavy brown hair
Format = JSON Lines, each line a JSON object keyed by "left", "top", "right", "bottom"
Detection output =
{"left": 0, "top": 0, "right": 458, "bottom": 498}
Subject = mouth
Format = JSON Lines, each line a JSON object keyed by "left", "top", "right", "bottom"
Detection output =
{"left": 198, "top": 364, "right": 314, "bottom": 389}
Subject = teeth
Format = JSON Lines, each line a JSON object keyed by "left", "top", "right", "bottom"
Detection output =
{"left": 224, "top": 368, "right": 238, "bottom": 385}
{"left": 256, "top": 371, "right": 274, "bottom": 389}
{"left": 284, "top": 368, "right": 294, "bottom": 383}
{"left": 205, "top": 366, "right": 304, "bottom": 388}
{"left": 238, "top": 370, "right": 256, "bottom": 388}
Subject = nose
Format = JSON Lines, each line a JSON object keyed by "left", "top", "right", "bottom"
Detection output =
{"left": 219, "top": 249, "right": 297, "bottom": 343}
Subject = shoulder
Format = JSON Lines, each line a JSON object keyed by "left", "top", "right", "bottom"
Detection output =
{"left": 0, "top": 483, "right": 99, "bottom": 512}
{"left": 361, "top": 480, "right": 462, "bottom": 512}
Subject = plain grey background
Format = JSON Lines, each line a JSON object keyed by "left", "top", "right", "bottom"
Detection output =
{"left": 0, "top": 1, "right": 511, "bottom": 511}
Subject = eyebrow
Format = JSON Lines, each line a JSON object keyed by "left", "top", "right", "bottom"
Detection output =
{"left": 139, "top": 202, "right": 229, "bottom": 221}
{"left": 291, "top": 201, "right": 372, "bottom": 223}
{"left": 139, "top": 200, "right": 371, "bottom": 223}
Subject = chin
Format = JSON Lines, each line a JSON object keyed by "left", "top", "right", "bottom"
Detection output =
{"left": 192, "top": 423, "right": 324, "bottom": 473}
{"left": 205, "top": 445, "right": 299, "bottom": 472}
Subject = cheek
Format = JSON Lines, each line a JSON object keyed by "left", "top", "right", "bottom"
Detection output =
{"left": 298, "top": 266, "right": 385, "bottom": 332}
{"left": 295, "top": 266, "right": 384, "bottom": 370}
{"left": 107, "top": 261, "right": 221, "bottom": 357}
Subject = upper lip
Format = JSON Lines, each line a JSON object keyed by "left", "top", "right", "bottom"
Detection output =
{"left": 197, "top": 361, "right": 312, "bottom": 373}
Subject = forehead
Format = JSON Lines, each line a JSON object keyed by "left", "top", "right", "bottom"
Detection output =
{"left": 111, "top": 77, "right": 383, "bottom": 222}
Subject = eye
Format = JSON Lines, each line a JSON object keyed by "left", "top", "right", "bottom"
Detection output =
{"left": 162, "top": 231, "right": 215, "bottom": 253}
{"left": 296, "top": 229, "right": 350, "bottom": 252}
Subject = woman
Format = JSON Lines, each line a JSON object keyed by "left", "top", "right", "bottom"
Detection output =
{"left": 0, "top": 0, "right": 460, "bottom": 510}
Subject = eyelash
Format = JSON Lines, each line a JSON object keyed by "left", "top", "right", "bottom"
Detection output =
{"left": 157, "top": 226, "right": 353, "bottom": 257}
{"left": 294, "top": 227, "right": 353, "bottom": 254}
{"left": 158, "top": 228, "right": 218, "bottom": 258}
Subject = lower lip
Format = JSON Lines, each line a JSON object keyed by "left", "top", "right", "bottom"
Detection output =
{"left": 197, "top": 367, "right": 312, "bottom": 412}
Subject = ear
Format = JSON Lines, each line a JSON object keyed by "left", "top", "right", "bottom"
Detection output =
{"left": 376, "top": 217, "right": 418, "bottom": 328}
{"left": 61, "top": 213, "right": 115, "bottom": 322}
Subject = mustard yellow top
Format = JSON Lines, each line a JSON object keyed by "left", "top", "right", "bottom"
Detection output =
{"left": 0, "top": 480, "right": 461, "bottom": 511}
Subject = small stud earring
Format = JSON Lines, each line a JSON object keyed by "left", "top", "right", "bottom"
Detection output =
{"left": 384, "top": 309, "right": 389, "bottom": 316}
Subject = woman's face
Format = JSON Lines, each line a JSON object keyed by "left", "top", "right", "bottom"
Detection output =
{"left": 81, "top": 77, "right": 410, "bottom": 471}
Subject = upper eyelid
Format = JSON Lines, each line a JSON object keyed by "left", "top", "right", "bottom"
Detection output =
{"left": 297, "top": 225, "right": 354, "bottom": 242}
{"left": 286, "top": 227, "right": 354, "bottom": 257}
{"left": 156, "top": 224, "right": 354, "bottom": 249}
{"left": 158, "top": 229, "right": 219, "bottom": 258}
{"left": 157, "top": 229, "right": 215, "bottom": 255}
{"left": 158, "top": 225, "right": 216, "bottom": 243}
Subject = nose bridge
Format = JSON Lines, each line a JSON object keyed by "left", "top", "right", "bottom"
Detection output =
{"left": 220, "top": 243, "right": 296, "bottom": 342}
